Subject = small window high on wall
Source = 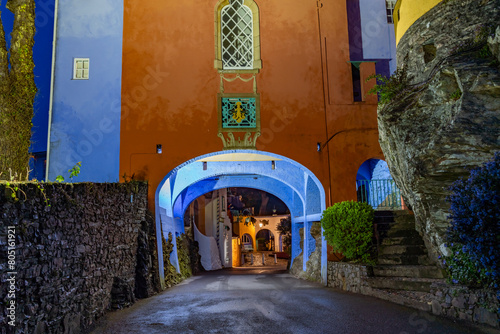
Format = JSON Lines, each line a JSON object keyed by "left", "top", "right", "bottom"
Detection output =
{"left": 221, "top": 1, "right": 253, "bottom": 69}
{"left": 73, "top": 58, "right": 89, "bottom": 80}
{"left": 386, "top": 0, "right": 396, "bottom": 24}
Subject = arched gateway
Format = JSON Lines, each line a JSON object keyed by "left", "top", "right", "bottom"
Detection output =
{"left": 155, "top": 150, "right": 326, "bottom": 287}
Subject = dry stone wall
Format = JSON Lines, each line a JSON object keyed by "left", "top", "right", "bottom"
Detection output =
{"left": 0, "top": 182, "right": 157, "bottom": 334}
{"left": 326, "top": 262, "right": 372, "bottom": 294}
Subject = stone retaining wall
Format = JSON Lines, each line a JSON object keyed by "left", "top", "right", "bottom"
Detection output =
{"left": 0, "top": 182, "right": 157, "bottom": 334}
{"left": 430, "top": 283, "right": 499, "bottom": 328}
{"left": 326, "top": 262, "right": 371, "bottom": 294}
{"left": 327, "top": 262, "right": 499, "bottom": 329}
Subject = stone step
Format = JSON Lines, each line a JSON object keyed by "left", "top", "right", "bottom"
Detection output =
{"left": 373, "top": 213, "right": 395, "bottom": 224}
{"left": 381, "top": 236, "right": 425, "bottom": 246}
{"left": 390, "top": 220, "right": 416, "bottom": 230}
{"left": 372, "top": 265, "right": 446, "bottom": 279}
{"left": 379, "top": 245, "right": 427, "bottom": 256}
{"left": 378, "top": 254, "right": 433, "bottom": 266}
{"left": 364, "top": 277, "right": 444, "bottom": 293}
{"left": 387, "top": 228, "right": 422, "bottom": 238}
{"left": 393, "top": 212, "right": 416, "bottom": 223}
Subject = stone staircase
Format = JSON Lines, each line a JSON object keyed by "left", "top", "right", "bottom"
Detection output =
{"left": 364, "top": 211, "right": 446, "bottom": 310}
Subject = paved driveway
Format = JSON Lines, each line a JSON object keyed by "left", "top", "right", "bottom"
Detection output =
{"left": 90, "top": 268, "right": 483, "bottom": 334}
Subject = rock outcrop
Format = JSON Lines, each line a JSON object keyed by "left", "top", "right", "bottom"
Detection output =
{"left": 378, "top": 0, "right": 500, "bottom": 263}
{"left": 290, "top": 223, "right": 322, "bottom": 282}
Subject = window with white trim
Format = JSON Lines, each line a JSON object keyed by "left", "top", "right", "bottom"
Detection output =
{"left": 73, "top": 58, "right": 89, "bottom": 80}
{"left": 386, "top": 0, "right": 396, "bottom": 24}
{"left": 221, "top": 1, "right": 253, "bottom": 70}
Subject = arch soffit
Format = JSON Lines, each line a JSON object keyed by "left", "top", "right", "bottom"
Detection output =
{"left": 156, "top": 150, "right": 325, "bottom": 215}
{"left": 172, "top": 176, "right": 302, "bottom": 219}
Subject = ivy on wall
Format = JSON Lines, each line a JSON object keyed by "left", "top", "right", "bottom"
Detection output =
{"left": 0, "top": 0, "right": 37, "bottom": 179}
{"left": 162, "top": 229, "right": 203, "bottom": 288}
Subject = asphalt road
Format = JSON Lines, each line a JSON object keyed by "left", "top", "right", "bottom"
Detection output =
{"left": 90, "top": 267, "right": 486, "bottom": 334}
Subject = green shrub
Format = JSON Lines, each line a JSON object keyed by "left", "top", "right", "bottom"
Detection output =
{"left": 443, "top": 244, "right": 490, "bottom": 288}
{"left": 321, "top": 201, "right": 375, "bottom": 263}
{"left": 366, "top": 66, "right": 410, "bottom": 105}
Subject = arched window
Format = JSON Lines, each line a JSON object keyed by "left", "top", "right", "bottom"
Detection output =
{"left": 242, "top": 233, "right": 252, "bottom": 244}
{"left": 215, "top": 0, "right": 261, "bottom": 71}
{"left": 221, "top": 3, "right": 253, "bottom": 69}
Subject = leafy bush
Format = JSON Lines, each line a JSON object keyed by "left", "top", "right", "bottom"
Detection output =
{"left": 321, "top": 201, "right": 375, "bottom": 263}
{"left": 366, "top": 66, "right": 411, "bottom": 105}
{"left": 443, "top": 244, "right": 493, "bottom": 287}
{"left": 445, "top": 152, "right": 500, "bottom": 288}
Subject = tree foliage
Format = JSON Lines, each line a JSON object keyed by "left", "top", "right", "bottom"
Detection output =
{"left": 276, "top": 216, "right": 291, "bottom": 253}
{"left": 0, "top": 0, "right": 37, "bottom": 180}
{"left": 445, "top": 152, "right": 500, "bottom": 288}
{"left": 321, "top": 201, "right": 375, "bottom": 263}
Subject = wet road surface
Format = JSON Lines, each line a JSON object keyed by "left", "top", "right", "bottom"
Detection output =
{"left": 90, "top": 267, "right": 485, "bottom": 334}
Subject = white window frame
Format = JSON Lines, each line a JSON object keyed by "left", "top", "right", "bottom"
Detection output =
{"left": 73, "top": 58, "right": 90, "bottom": 80}
{"left": 221, "top": 4, "right": 254, "bottom": 70}
{"left": 386, "top": 0, "right": 396, "bottom": 24}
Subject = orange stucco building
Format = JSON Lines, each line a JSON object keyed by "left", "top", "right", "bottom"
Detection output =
{"left": 120, "top": 0, "right": 382, "bottom": 211}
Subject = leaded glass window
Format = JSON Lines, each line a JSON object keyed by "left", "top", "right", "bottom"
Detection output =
{"left": 221, "top": 4, "right": 254, "bottom": 69}
{"left": 221, "top": 97, "right": 257, "bottom": 128}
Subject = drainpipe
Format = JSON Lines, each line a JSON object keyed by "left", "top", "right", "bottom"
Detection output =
{"left": 44, "top": 0, "right": 59, "bottom": 181}
{"left": 316, "top": 0, "right": 333, "bottom": 207}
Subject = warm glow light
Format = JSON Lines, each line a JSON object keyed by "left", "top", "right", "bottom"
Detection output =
{"left": 259, "top": 223, "right": 263, "bottom": 227}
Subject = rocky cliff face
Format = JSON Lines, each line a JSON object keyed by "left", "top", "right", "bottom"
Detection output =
{"left": 377, "top": 0, "right": 500, "bottom": 263}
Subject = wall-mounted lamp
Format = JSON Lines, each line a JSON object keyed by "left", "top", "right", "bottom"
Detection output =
{"left": 317, "top": 143, "right": 321, "bottom": 152}
{"left": 156, "top": 144, "right": 162, "bottom": 154}
{"left": 272, "top": 160, "right": 276, "bottom": 170}
{"left": 203, "top": 161, "right": 207, "bottom": 170}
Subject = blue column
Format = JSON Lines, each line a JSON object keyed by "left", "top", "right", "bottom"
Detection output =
{"left": 155, "top": 208, "right": 165, "bottom": 289}
{"left": 303, "top": 213, "right": 309, "bottom": 272}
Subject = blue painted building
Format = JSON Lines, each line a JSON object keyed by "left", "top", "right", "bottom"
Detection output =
{"left": 45, "top": 0, "right": 124, "bottom": 182}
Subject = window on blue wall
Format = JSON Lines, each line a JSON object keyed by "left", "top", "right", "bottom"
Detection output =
{"left": 386, "top": 0, "right": 396, "bottom": 24}
{"left": 73, "top": 58, "right": 89, "bottom": 80}
{"left": 221, "top": 1, "right": 254, "bottom": 69}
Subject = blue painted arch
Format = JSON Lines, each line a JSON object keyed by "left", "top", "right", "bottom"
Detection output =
{"left": 155, "top": 150, "right": 327, "bottom": 288}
